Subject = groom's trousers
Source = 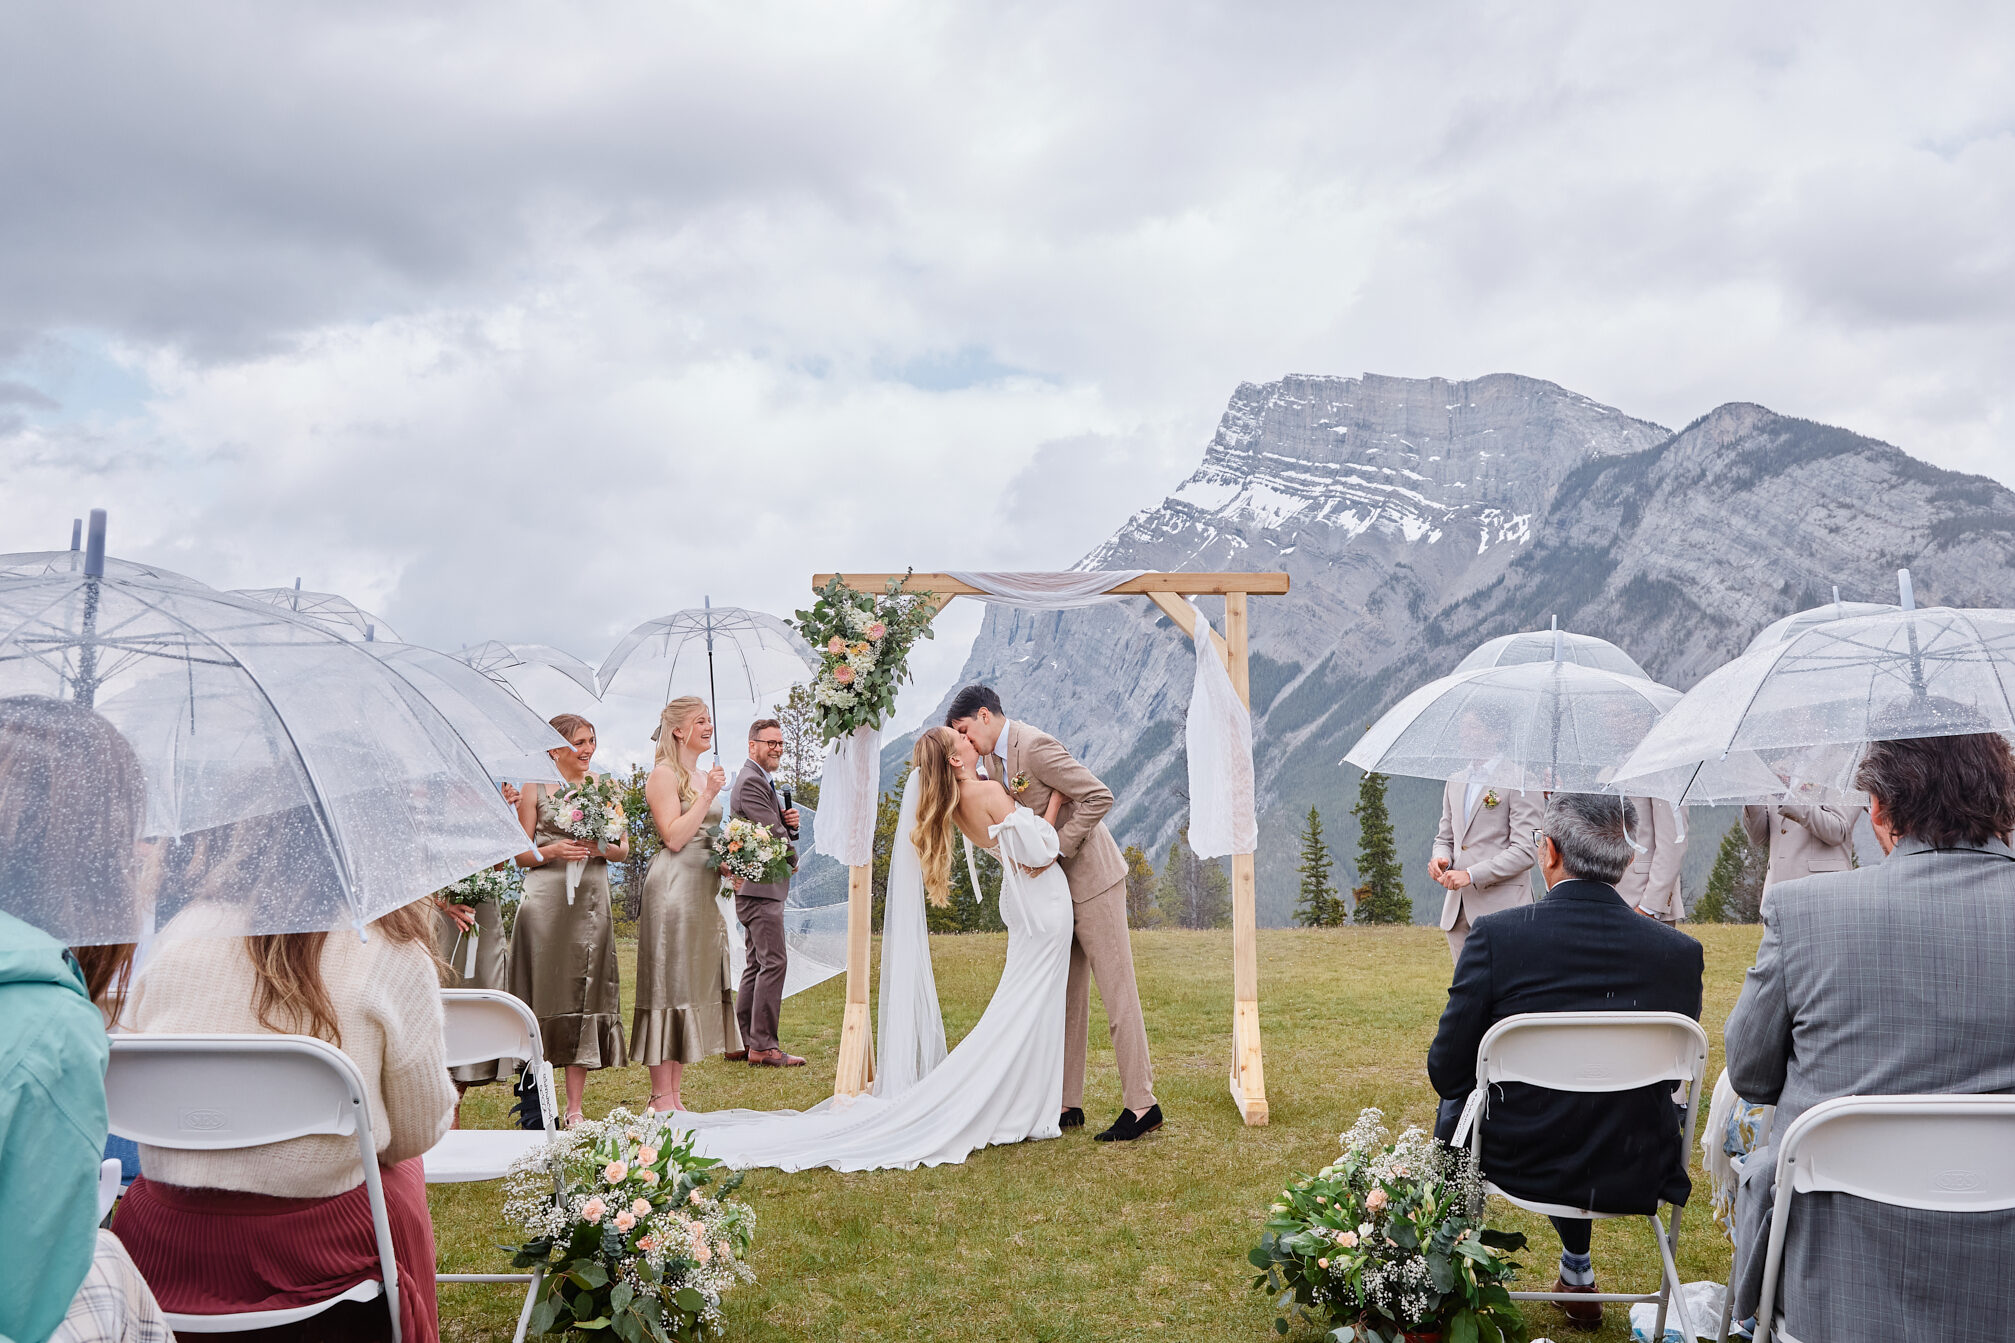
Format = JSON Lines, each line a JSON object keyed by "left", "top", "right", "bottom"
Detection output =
{"left": 1064, "top": 877, "right": 1157, "bottom": 1114}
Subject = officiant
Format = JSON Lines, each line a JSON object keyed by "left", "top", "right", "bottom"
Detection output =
{"left": 733, "top": 719, "right": 804, "bottom": 1068}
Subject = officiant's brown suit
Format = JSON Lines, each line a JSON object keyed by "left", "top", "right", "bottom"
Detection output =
{"left": 987, "top": 721, "right": 1155, "bottom": 1114}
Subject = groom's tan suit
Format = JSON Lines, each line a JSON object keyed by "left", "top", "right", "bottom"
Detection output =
{"left": 987, "top": 721, "right": 1156, "bottom": 1114}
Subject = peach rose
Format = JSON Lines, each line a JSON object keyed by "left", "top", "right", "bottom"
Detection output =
{"left": 866, "top": 621, "right": 887, "bottom": 640}
{"left": 1337, "top": 1230, "right": 1358, "bottom": 1247}
{"left": 1365, "top": 1187, "right": 1388, "bottom": 1212}
{"left": 581, "top": 1197, "right": 606, "bottom": 1223}
{"left": 636, "top": 1234, "right": 657, "bottom": 1252}
{"left": 632, "top": 1198, "right": 651, "bottom": 1217}
{"left": 604, "top": 1160, "right": 628, "bottom": 1184}
{"left": 637, "top": 1146, "right": 659, "bottom": 1164}
{"left": 833, "top": 665, "right": 855, "bottom": 685}
{"left": 826, "top": 636, "right": 847, "bottom": 655}
{"left": 640, "top": 1169, "right": 660, "bottom": 1186}
{"left": 614, "top": 1211, "right": 636, "bottom": 1232}
{"left": 1318, "top": 1258, "right": 1329, "bottom": 1270}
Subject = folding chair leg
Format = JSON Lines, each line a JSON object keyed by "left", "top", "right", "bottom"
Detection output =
{"left": 1716, "top": 1278, "right": 1734, "bottom": 1343}
{"left": 1649, "top": 1206, "right": 1692, "bottom": 1343}
{"left": 513, "top": 1266, "right": 544, "bottom": 1343}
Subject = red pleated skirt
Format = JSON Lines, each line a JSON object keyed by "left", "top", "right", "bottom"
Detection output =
{"left": 114, "top": 1157, "right": 438, "bottom": 1343}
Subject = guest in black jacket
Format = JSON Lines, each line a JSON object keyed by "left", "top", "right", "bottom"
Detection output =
{"left": 1427, "top": 792, "right": 1704, "bottom": 1332}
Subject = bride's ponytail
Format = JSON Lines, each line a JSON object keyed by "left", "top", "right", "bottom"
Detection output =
{"left": 910, "top": 728, "right": 958, "bottom": 907}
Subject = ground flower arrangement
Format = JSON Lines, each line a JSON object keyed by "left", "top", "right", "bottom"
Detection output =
{"left": 792, "top": 571, "right": 937, "bottom": 739}
{"left": 506, "top": 1108, "right": 756, "bottom": 1341}
{"left": 1249, "top": 1109, "right": 1528, "bottom": 1343}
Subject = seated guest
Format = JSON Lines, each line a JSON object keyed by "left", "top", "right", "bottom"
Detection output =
{"left": 116, "top": 889, "right": 456, "bottom": 1343}
{"left": 1428, "top": 792, "right": 1705, "bottom": 1333}
{"left": 0, "top": 695, "right": 171, "bottom": 1343}
{"left": 1725, "top": 727, "right": 2015, "bottom": 1341}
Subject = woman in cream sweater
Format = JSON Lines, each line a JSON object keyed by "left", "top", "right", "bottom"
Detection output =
{"left": 115, "top": 889, "right": 455, "bottom": 1343}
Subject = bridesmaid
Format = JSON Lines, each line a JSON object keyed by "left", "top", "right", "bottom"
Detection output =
{"left": 509, "top": 715, "right": 628, "bottom": 1127}
{"left": 632, "top": 697, "right": 743, "bottom": 1113}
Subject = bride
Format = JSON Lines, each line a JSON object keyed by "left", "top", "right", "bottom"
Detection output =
{"left": 672, "top": 725, "right": 1075, "bottom": 1172}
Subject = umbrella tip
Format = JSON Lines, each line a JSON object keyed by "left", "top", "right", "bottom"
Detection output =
{"left": 294, "top": 577, "right": 302, "bottom": 590}
{"left": 1832, "top": 584, "right": 1841, "bottom": 607}
{"left": 1897, "top": 568, "right": 1915, "bottom": 611}
{"left": 70, "top": 518, "right": 82, "bottom": 551}
{"left": 83, "top": 509, "right": 107, "bottom": 578}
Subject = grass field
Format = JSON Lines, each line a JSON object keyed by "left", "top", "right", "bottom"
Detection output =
{"left": 430, "top": 925, "right": 1764, "bottom": 1341}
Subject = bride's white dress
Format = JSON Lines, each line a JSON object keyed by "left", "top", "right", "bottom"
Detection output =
{"left": 673, "top": 786, "right": 1073, "bottom": 1172}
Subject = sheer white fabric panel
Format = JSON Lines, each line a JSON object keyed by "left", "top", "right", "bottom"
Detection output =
{"left": 814, "top": 725, "right": 879, "bottom": 867}
{"left": 944, "top": 571, "right": 1148, "bottom": 608}
{"left": 1185, "top": 612, "right": 1257, "bottom": 858}
{"left": 718, "top": 892, "right": 846, "bottom": 1000}
{"left": 874, "top": 769, "right": 947, "bottom": 1098}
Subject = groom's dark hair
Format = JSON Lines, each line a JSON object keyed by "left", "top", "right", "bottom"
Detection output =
{"left": 944, "top": 684, "right": 1003, "bottom": 725}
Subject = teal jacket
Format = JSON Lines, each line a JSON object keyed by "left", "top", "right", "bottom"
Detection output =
{"left": 0, "top": 911, "right": 110, "bottom": 1343}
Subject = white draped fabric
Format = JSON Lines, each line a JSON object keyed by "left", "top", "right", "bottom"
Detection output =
{"left": 1185, "top": 613, "right": 1257, "bottom": 858}
{"left": 813, "top": 725, "right": 880, "bottom": 867}
{"left": 943, "top": 570, "right": 1148, "bottom": 607}
{"left": 874, "top": 769, "right": 947, "bottom": 1097}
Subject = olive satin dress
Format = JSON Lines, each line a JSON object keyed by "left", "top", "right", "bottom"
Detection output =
{"left": 506, "top": 783, "right": 626, "bottom": 1070}
{"left": 631, "top": 795, "right": 742, "bottom": 1064}
{"left": 434, "top": 893, "right": 510, "bottom": 1084}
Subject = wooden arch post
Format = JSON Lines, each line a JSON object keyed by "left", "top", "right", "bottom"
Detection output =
{"left": 812, "top": 571, "right": 1288, "bottom": 1127}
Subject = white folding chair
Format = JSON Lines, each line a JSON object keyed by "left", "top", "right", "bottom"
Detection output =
{"left": 96, "top": 1157, "right": 123, "bottom": 1222}
{"left": 1453, "top": 1011, "right": 1709, "bottom": 1343}
{"left": 1753, "top": 1094, "right": 2015, "bottom": 1343}
{"left": 424, "top": 989, "right": 557, "bottom": 1343}
{"left": 107, "top": 1033, "right": 403, "bottom": 1342}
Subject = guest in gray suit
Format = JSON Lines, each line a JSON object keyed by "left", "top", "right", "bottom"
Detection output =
{"left": 1724, "top": 725, "right": 2015, "bottom": 1342}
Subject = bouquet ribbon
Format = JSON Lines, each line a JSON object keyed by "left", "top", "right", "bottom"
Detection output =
{"left": 565, "top": 858, "right": 587, "bottom": 905}
{"left": 464, "top": 928, "right": 480, "bottom": 978}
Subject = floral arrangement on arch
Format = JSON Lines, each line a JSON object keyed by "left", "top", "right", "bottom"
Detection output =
{"left": 504, "top": 1108, "right": 756, "bottom": 1341}
{"left": 792, "top": 571, "right": 938, "bottom": 742}
{"left": 1248, "top": 1108, "right": 1529, "bottom": 1343}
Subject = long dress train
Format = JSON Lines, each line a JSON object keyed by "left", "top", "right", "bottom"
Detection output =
{"left": 674, "top": 790, "right": 1072, "bottom": 1173}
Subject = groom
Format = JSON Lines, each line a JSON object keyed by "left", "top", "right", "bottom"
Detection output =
{"left": 947, "top": 684, "right": 1163, "bottom": 1142}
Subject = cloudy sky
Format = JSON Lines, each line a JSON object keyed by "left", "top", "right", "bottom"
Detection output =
{"left": 6, "top": 2, "right": 2014, "bottom": 741}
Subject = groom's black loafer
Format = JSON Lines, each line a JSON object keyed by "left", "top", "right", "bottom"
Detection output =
{"left": 1059, "top": 1107, "right": 1085, "bottom": 1129}
{"left": 1094, "top": 1104, "right": 1163, "bottom": 1143}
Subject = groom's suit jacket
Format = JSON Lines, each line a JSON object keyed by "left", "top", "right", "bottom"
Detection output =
{"left": 1431, "top": 775, "right": 1542, "bottom": 931}
{"left": 988, "top": 721, "right": 1127, "bottom": 902}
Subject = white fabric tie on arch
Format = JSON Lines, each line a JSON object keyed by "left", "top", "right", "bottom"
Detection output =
{"left": 813, "top": 571, "right": 1256, "bottom": 867}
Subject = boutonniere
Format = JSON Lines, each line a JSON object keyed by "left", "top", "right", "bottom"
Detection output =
{"left": 1482, "top": 789, "right": 1501, "bottom": 810}
{"left": 1009, "top": 773, "right": 1031, "bottom": 796}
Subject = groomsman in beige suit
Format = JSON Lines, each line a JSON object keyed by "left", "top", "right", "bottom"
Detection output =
{"left": 948, "top": 684, "right": 1162, "bottom": 1143}
{"left": 1614, "top": 797, "right": 1689, "bottom": 922}
{"left": 1741, "top": 802, "right": 1860, "bottom": 906}
{"left": 1430, "top": 761, "right": 1543, "bottom": 963}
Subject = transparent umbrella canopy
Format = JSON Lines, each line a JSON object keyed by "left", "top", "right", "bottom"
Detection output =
{"left": 1343, "top": 659, "right": 1682, "bottom": 794}
{"left": 1743, "top": 588, "right": 1900, "bottom": 654}
{"left": 597, "top": 599, "right": 817, "bottom": 731}
{"left": 1454, "top": 625, "right": 1649, "bottom": 679}
{"left": 1614, "top": 596, "right": 2015, "bottom": 805}
{"left": 360, "top": 642, "right": 568, "bottom": 787}
{"left": 455, "top": 640, "right": 602, "bottom": 697}
{"left": 232, "top": 579, "right": 401, "bottom": 643}
{"left": 0, "top": 522, "right": 530, "bottom": 945}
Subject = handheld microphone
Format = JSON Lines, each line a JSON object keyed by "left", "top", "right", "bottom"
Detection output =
{"left": 781, "top": 786, "right": 798, "bottom": 837}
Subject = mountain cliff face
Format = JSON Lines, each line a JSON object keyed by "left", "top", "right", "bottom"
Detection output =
{"left": 907, "top": 377, "right": 2015, "bottom": 925}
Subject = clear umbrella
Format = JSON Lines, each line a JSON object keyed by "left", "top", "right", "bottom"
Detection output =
{"left": 455, "top": 640, "right": 602, "bottom": 697}
{"left": 597, "top": 599, "right": 817, "bottom": 754}
{"left": 232, "top": 578, "right": 401, "bottom": 643}
{"left": 1454, "top": 621, "right": 1649, "bottom": 679}
{"left": 1743, "top": 586, "right": 1900, "bottom": 654}
{"left": 0, "top": 515, "right": 530, "bottom": 945}
{"left": 360, "top": 642, "right": 568, "bottom": 786}
{"left": 1614, "top": 574, "right": 2015, "bottom": 805}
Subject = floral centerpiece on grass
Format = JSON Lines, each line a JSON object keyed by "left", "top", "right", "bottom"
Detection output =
{"left": 1249, "top": 1108, "right": 1529, "bottom": 1343}
{"left": 505, "top": 1108, "right": 756, "bottom": 1341}
{"left": 792, "top": 571, "right": 938, "bottom": 742}
{"left": 704, "top": 816, "right": 792, "bottom": 888}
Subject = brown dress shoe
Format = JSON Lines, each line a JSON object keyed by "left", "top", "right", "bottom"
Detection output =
{"left": 1552, "top": 1278, "right": 1602, "bottom": 1331}
{"left": 724, "top": 1050, "right": 748, "bottom": 1062}
{"left": 747, "top": 1048, "right": 807, "bottom": 1067}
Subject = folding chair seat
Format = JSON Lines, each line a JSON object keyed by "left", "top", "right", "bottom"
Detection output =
{"left": 423, "top": 989, "right": 558, "bottom": 1343}
{"left": 1452, "top": 1011, "right": 1709, "bottom": 1343}
{"left": 1753, "top": 1094, "right": 2015, "bottom": 1343}
{"left": 107, "top": 1033, "right": 404, "bottom": 1341}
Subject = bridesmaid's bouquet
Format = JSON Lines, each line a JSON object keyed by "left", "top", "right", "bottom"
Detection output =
{"left": 440, "top": 866, "right": 512, "bottom": 906}
{"left": 504, "top": 1108, "right": 756, "bottom": 1340}
{"left": 552, "top": 774, "right": 626, "bottom": 846}
{"left": 705, "top": 816, "right": 792, "bottom": 887}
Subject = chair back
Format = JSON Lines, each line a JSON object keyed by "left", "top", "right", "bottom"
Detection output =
{"left": 1779, "top": 1094, "right": 2015, "bottom": 1213}
{"left": 107, "top": 1034, "right": 401, "bottom": 1342}
{"left": 1477, "top": 1011, "right": 1708, "bottom": 1093}
{"left": 440, "top": 990, "right": 541, "bottom": 1070}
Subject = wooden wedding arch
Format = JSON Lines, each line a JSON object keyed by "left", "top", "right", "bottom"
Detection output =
{"left": 812, "top": 570, "right": 1290, "bottom": 1126}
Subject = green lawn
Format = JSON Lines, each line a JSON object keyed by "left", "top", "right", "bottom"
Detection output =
{"left": 431, "top": 925, "right": 1763, "bottom": 1341}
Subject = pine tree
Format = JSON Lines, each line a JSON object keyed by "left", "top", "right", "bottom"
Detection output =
{"left": 772, "top": 683, "right": 822, "bottom": 807}
{"left": 1157, "top": 830, "right": 1232, "bottom": 929}
{"left": 1350, "top": 770, "right": 1412, "bottom": 924}
{"left": 1293, "top": 806, "right": 1341, "bottom": 927}
{"left": 1697, "top": 820, "right": 1766, "bottom": 924}
{"left": 1122, "top": 844, "right": 1163, "bottom": 928}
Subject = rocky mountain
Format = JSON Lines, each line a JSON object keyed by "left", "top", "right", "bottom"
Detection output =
{"left": 898, "top": 375, "right": 2015, "bottom": 925}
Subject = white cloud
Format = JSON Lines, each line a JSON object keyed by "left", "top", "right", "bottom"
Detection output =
{"left": 6, "top": 0, "right": 2015, "bottom": 734}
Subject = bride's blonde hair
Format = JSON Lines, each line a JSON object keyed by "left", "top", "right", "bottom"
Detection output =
{"left": 910, "top": 726, "right": 962, "bottom": 908}
{"left": 654, "top": 697, "right": 709, "bottom": 809}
